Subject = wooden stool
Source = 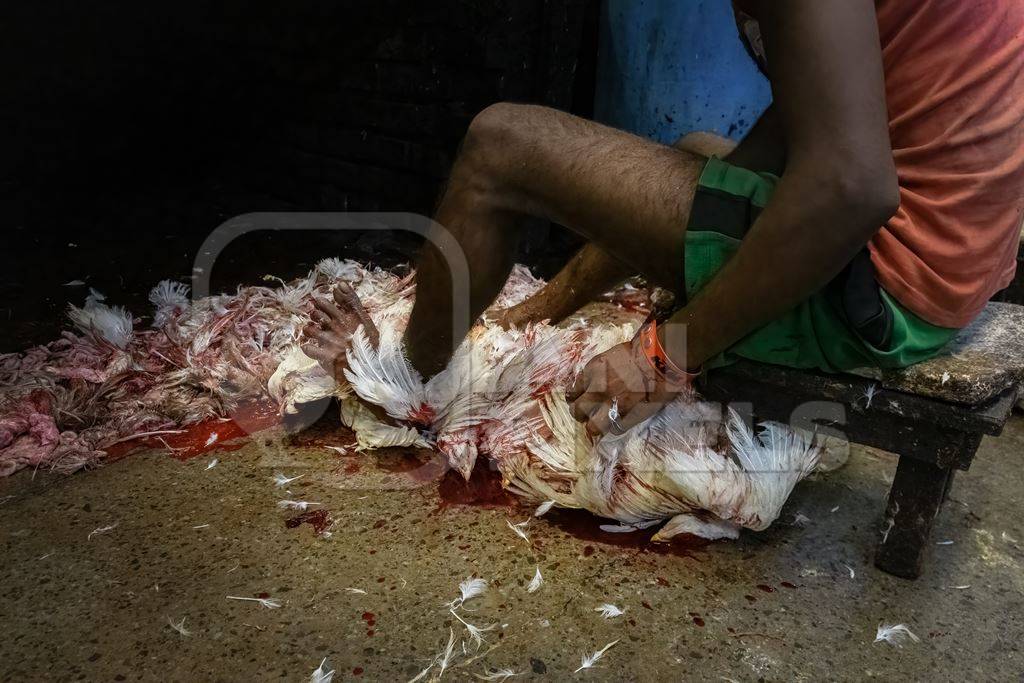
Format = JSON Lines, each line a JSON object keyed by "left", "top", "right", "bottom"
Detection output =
{"left": 703, "top": 302, "right": 1024, "bottom": 579}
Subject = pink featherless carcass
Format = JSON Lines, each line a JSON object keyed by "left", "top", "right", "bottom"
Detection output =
{"left": 1, "top": 259, "right": 822, "bottom": 540}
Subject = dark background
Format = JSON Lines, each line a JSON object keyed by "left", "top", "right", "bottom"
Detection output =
{"left": 0, "top": 0, "right": 598, "bottom": 350}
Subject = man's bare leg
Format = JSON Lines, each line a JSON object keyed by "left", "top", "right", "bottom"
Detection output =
{"left": 494, "top": 131, "right": 740, "bottom": 329}
{"left": 405, "top": 103, "right": 705, "bottom": 378}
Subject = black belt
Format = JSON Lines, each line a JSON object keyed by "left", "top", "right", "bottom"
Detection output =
{"left": 832, "top": 248, "right": 893, "bottom": 350}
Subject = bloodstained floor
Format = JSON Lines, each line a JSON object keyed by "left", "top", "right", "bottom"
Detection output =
{"left": 1, "top": 409, "right": 1023, "bottom": 681}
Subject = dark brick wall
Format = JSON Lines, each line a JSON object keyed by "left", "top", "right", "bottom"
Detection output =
{"left": 211, "top": 0, "right": 592, "bottom": 213}
{"left": 4, "top": 0, "right": 591, "bottom": 214}
{"left": 0, "top": 1, "right": 596, "bottom": 349}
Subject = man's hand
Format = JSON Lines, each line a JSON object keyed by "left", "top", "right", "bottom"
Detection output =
{"left": 567, "top": 333, "right": 692, "bottom": 438}
{"left": 301, "top": 283, "right": 380, "bottom": 384}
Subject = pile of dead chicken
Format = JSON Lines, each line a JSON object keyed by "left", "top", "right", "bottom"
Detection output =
{"left": 0, "top": 259, "right": 390, "bottom": 476}
{"left": 0, "top": 258, "right": 821, "bottom": 540}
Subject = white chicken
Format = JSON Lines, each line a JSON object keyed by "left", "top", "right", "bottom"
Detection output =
{"left": 1, "top": 258, "right": 821, "bottom": 542}
{"left": 293, "top": 261, "right": 823, "bottom": 541}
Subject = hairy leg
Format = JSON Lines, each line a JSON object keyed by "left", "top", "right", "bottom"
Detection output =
{"left": 495, "top": 129, "right": 739, "bottom": 329}
{"left": 406, "top": 103, "right": 705, "bottom": 378}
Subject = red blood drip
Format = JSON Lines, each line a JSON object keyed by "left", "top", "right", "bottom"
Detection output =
{"left": 656, "top": 577, "right": 671, "bottom": 587}
{"left": 366, "top": 629, "right": 375, "bottom": 637}
{"left": 105, "top": 399, "right": 281, "bottom": 461}
{"left": 256, "top": 592, "right": 270, "bottom": 599}
{"left": 641, "top": 601, "right": 653, "bottom": 610}
{"left": 756, "top": 584, "right": 775, "bottom": 593}
{"left": 530, "top": 382, "right": 554, "bottom": 400}
{"left": 780, "top": 581, "right": 797, "bottom": 589}
{"left": 284, "top": 509, "right": 332, "bottom": 535}
{"left": 437, "top": 459, "right": 517, "bottom": 508}
{"left": 546, "top": 509, "right": 711, "bottom": 559}
{"left": 693, "top": 617, "right": 705, "bottom": 627}
{"left": 407, "top": 403, "right": 436, "bottom": 426}
{"left": 353, "top": 667, "right": 364, "bottom": 676}
{"left": 582, "top": 545, "right": 595, "bottom": 557}
{"left": 361, "top": 612, "right": 376, "bottom": 628}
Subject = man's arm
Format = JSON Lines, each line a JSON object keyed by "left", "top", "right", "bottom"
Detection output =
{"left": 569, "top": 0, "right": 899, "bottom": 436}
{"left": 665, "top": 0, "right": 898, "bottom": 370}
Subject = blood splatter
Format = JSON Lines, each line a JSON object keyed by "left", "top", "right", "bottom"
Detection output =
{"left": 106, "top": 400, "right": 280, "bottom": 460}
{"left": 755, "top": 584, "right": 775, "bottom": 593}
{"left": 692, "top": 616, "right": 705, "bottom": 627}
{"left": 408, "top": 403, "right": 436, "bottom": 426}
{"left": 437, "top": 459, "right": 517, "bottom": 508}
{"left": 352, "top": 666, "right": 364, "bottom": 676}
{"left": 284, "top": 509, "right": 332, "bottom": 536}
{"left": 546, "top": 509, "right": 710, "bottom": 559}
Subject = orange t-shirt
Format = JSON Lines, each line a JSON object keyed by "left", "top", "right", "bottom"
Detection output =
{"left": 871, "top": 0, "right": 1024, "bottom": 328}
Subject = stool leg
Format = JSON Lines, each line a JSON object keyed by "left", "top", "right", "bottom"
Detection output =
{"left": 874, "top": 456, "right": 952, "bottom": 579}
{"left": 942, "top": 469, "right": 957, "bottom": 503}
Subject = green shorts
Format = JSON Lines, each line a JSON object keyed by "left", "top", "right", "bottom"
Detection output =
{"left": 686, "top": 157, "right": 958, "bottom": 373}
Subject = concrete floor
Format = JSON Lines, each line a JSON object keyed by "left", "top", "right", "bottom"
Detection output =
{"left": 2, "top": 413, "right": 1024, "bottom": 682}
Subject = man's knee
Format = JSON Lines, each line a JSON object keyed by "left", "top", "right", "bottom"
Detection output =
{"left": 452, "top": 102, "right": 533, "bottom": 189}
{"left": 467, "top": 102, "right": 524, "bottom": 141}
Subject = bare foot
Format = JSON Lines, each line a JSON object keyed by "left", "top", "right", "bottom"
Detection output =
{"left": 301, "top": 283, "right": 380, "bottom": 384}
